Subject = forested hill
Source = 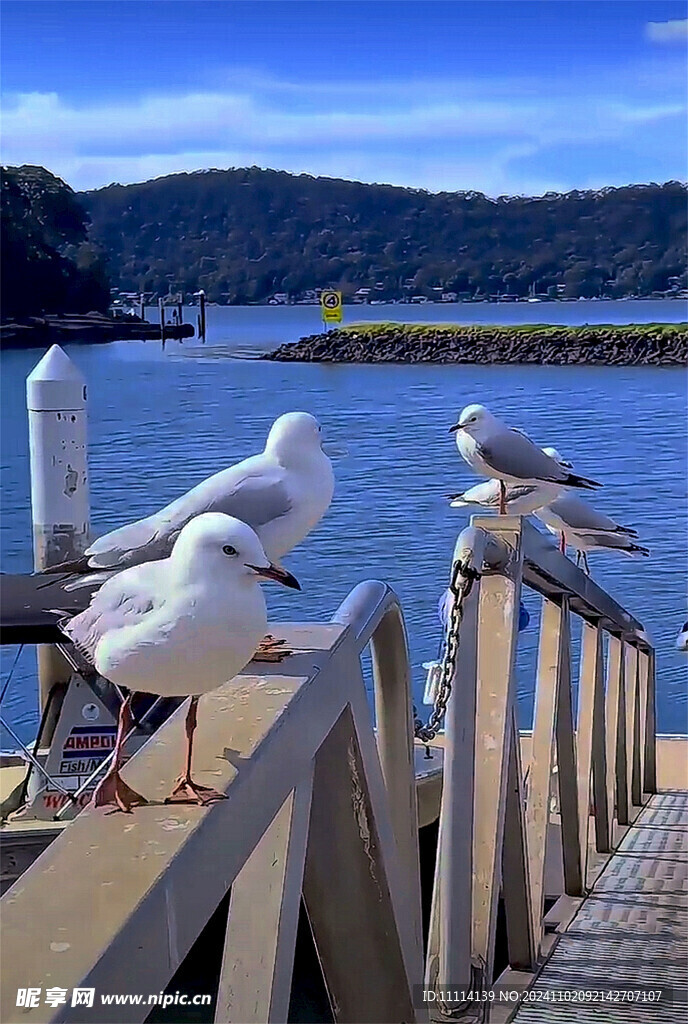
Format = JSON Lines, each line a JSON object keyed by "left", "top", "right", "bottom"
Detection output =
{"left": 81, "top": 169, "right": 686, "bottom": 304}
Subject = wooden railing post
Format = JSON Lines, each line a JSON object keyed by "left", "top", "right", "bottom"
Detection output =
{"left": 643, "top": 649, "right": 657, "bottom": 794}
{"left": 624, "top": 645, "right": 640, "bottom": 809}
{"left": 526, "top": 595, "right": 571, "bottom": 950}
{"left": 471, "top": 539, "right": 527, "bottom": 979}
{"left": 426, "top": 530, "right": 485, "bottom": 997}
{"left": 555, "top": 607, "right": 583, "bottom": 896}
{"left": 576, "top": 621, "right": 610, "bottom": 874}
{"left": 606, "top": 635, "right": 629, "bottom": 827}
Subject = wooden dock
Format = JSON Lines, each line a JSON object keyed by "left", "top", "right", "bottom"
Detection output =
{"left": 513, "top": 790, "right": 687, "bottom": 1022}
{"left": 0, "top": 517, "right": 686, "bottom": 1023}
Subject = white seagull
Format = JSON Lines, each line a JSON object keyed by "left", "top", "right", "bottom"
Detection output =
{"left": 535, "top": 495, "right": 648, "bottom": 572}
{"left": 677, "top": 622, "right": 688, "bottom": 652}
{"left": 45, "top": 411, "right": 335, "bottom": 576}
{"left": 57, "top": 513, "right": 301, "bottom": 812}
{"left": 449, "top": 404, "right": 601, "bottom": 514}
{"left": 448, "top": 446, "right": 572, "bottom": 515}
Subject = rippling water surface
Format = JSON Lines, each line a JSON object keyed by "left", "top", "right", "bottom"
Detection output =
{"left": 1, "top": 301, "right": 686, "bottom": 744}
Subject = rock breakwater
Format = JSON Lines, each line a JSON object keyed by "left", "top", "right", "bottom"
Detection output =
{"left": 268, "top": 322, "right": 688, "bottom": 366}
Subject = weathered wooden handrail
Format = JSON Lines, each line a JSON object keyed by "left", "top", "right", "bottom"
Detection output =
{"left": 425, "top": 515, "right": 657, "bottom": 1020}
{"left": 1, "top": 598, "right": 425, "bottom": 1024}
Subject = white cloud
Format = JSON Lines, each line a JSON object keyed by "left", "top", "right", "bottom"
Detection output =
{"left": 1, "top": 67, "right": 685, "bottom": 193}
{"left": 646, "top": 19, "right": 688, "bottom": 43}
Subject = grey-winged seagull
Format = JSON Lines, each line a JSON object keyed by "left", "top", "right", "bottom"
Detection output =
{"left": 535, "top": 496, "right": 648, "bottom": 572}
{"left": 448, "top": 446, "right": 572, "bottom": 516}
{"left": 57, "top": 513, "right": 301, "bottom": 812}
{"left": 45, "top": 411, "right": 335, "bottom": 575}
{"left": 449, "top": 404, "right": 601, "bottom": 514}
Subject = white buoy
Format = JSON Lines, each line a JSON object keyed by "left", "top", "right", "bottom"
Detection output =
{"left": 27, "top": 345, "right": 90, "bottom": 707}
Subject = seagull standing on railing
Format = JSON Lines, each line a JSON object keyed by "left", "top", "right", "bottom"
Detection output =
{"left": 448, "top": 446, "right": 573, "bottom": 517}
{"left": 535, "top": 495, "right": 649, "bottom": 573}
{"left": 43, "top": 411, "right": 335, "bottom": 577}
{"left": 55, "top": 514, "right": 301, "bottom": 813}
{"left": 449, "top": 405, "right": 601, "bottom": 515}
{"left": 41, "top": 411, "right": 334, "bottom": 657}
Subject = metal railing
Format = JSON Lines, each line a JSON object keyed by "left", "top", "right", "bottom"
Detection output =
{"left": 0, "top": 516, "right": 657, "bottom": 1023}
{"left": 424, "top": 515, "right": 656, "bottom": 1017}
{"left": 1, "top": 588, "right": 425, "bottom": 1024}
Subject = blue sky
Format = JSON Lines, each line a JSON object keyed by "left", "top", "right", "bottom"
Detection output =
{"left": 1, "top": 0, "right": 686, "bottom": 195}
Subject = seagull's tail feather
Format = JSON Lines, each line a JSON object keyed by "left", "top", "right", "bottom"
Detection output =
{"left": 628, "top": 543, "right": 650, "bottom": 557}
{"left": 563, "top": 473, "right": 602, "bottom": 491}
{"left": 447, "top": 493, "right": 470, "bottom": 507}
{"left": 38, "top": 555, "right": 93, "bottom": 576}
{"left": 616, "top": 525, "right": 639, "bottom": 538}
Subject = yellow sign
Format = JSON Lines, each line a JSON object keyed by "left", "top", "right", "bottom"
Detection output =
{"left": 320, "top": 290, "right": 343, "bottom": 323}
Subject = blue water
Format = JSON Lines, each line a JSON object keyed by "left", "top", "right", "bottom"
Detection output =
{"left": 1, "top": 300, "right": 687, "bottom": 746}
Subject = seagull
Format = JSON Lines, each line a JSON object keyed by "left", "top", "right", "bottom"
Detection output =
{"left": 535, "top": 496, "right": 648, "bottom": 573}
{"left": 43, "top": 411, "right": 335, "bottom": 577}
{"left": 448, "top": 447, "right": 572, "bottom": 515}
{"left": 55, "top": 513, "right": 301, "bottom": 812}
{"left": 449, "top": 404, "right": 601, "bottom": 514}
{"left": 677, "top": 622, "right": 688, "bottom": 652}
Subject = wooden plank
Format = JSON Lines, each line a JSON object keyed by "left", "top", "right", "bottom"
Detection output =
{"left": 624, "top": 645, "right": 640, "bottom": 808}
{"left": 302, "top": 706, "right": 415, "bottom": 1024}
{"left": 637, "top": 652, "right": 648, "bottom": 799}
{"left": 526, "top": 596, "right": 567, "bottom": 951}
{"left": 427, "top": 532, "right": 484, "bottom": 995}
{"left": 216, "top": 773, "right": 313, "bottom": 1023}
{"left": 606, "top": 635, "right": 630, "bottom": 827}
{"left": 472, "top": 561, "right": 523, "bottom": 979}
{"left": 554, "top": 607, "right": 583, "bottom": 896}
{"left": 643, "top": 650, "right": 658, "bottom": 794}
{"left": 590, "top": 629, "right": 611, "bottom": 854}
{"left": 576, "top": 621, "right": 606, "bottom": 871}
{"left": 502, "top": 713, "right": 536, "bottom": 970}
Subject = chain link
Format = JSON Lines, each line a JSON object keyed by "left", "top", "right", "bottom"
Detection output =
{"left": 414, "top": 557, "right": 480, "bottom": 748}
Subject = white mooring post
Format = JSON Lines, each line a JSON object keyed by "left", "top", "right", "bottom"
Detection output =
{"left": 27, "top": 344, "right": 90, "bottom": 709}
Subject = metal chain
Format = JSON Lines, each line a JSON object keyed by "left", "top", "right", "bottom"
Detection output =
{"left": 414, "top": 557, "right": 480, "bottom": 747}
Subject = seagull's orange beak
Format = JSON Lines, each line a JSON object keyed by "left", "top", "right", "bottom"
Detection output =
{"left": 246, "top": 563, "right": 301, "bottom": 591}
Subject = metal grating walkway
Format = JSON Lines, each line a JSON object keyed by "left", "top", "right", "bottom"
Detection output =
{"left": 514, "top": 791, "right": 688, "bottom": 1022}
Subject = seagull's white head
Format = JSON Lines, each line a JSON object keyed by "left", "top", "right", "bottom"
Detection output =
{"left": 541, "top": 447, "right": 573, "bottom": 469}
{"left": 171, "top": 513, "right": 300, "bottom": 589}
{"left": 449, "top": 403, "right": 499, "bottom": 439}
{"left": 265, "top": 412, "right": 327, "bottom": 466}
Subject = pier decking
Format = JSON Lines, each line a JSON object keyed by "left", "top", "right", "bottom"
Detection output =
{"left": 1, "top": 516, "right": 686, "bottom": 1023}
{"left": 514, "top": 790, "right": 688, "bottom": 1023}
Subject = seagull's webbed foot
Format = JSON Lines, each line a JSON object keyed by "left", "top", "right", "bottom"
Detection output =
{"left": 252, "top": 633, "right": 293, "bottom": 663}
{"left": 93, "top": 769, "right": 147, "bottom": 814}
{"left": 165, "top": 776, "right": 226, "bottom": 805}
{"left": 498, "top": 480, "right": 508, "bottom": 516}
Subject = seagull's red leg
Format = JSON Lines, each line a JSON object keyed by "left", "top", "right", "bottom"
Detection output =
{"left": 166, "top": 697, "right": 226, "bottom": 805}
{"left": 583, "top": 552, "right": 591, "bottom": 575}
{"left": 93, "top": 694, "right": 147, "bottom": 813}
{"left": 559, "top": 532, "right": 567, "bottom": 555}
{"left": 498, "top": 480, "right": 507, "bottom": 515}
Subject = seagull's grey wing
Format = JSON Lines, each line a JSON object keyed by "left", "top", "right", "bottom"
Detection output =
{"left": 206, "top": 471, "right": 293, "bottom": 530}
{"left": 548, "top": 495, "right": 616, "bottom": 533}
{"left": 60, "top": 565, "right": 163, "bottom": 664}
{"left": 85, "top": 515, "right": 172, "bottom": 569}
{"left": 478, "top": 432, "right": 567, "bottom": 483}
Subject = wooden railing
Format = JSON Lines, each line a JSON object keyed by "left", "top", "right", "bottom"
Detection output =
{"left": 425, "top": 515, "right": 656, "bottom": 1015}
{"left": 0, "top": 517, "right": 655, "bottom": 1023}
{"left": 0, "top": 586, "right": 425, "bottom": 1024}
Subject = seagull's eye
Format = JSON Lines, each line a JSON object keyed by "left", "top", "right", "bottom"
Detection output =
{"left": 223, "top": 545, "right": 237, "bottom": 556}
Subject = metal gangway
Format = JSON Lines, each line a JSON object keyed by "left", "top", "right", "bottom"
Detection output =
{"left": 1, "top": 515, "right": 684, "bottom": 1024}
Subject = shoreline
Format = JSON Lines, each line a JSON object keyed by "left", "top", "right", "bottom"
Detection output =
{"left": 267, "top": 322, "right": 688, "bottom": 366}
{"left": 0, "top": 313, "right": 194, "bottom": 351}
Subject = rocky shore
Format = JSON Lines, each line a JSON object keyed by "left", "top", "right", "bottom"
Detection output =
{"left": 267, "top": 322, "right": 688, "bottom": 366}
{"left": 0, "top": 312, "right": 194, "bottom": 350}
